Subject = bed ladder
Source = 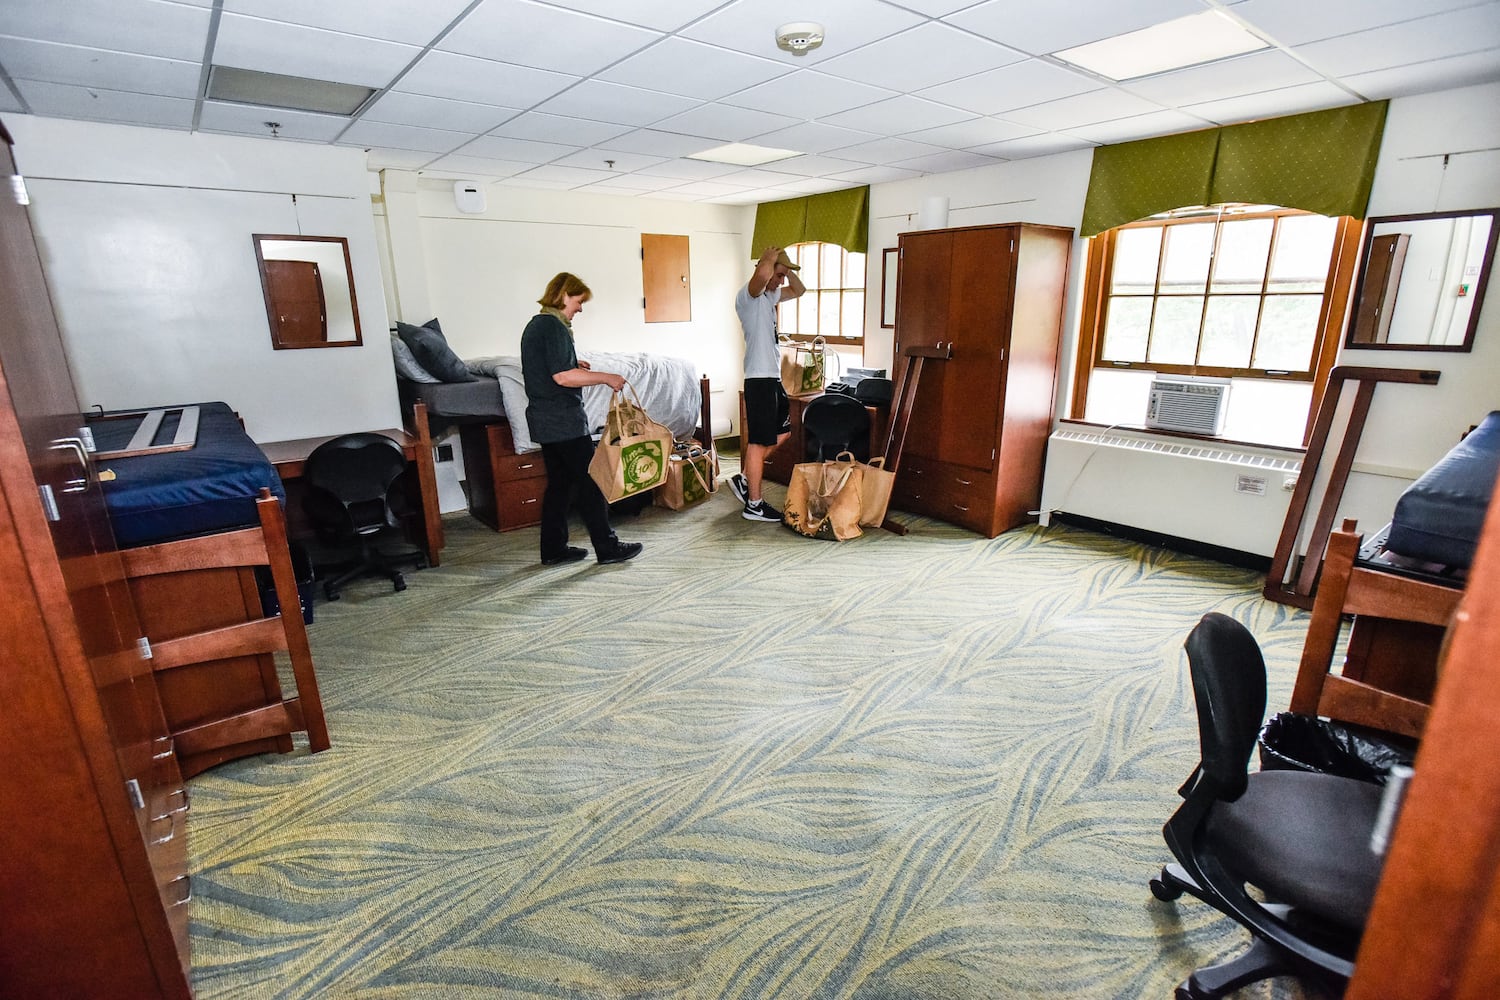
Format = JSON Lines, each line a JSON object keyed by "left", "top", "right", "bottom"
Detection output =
{"left": 879, "top": 343, "right": 951, "bottom": 535}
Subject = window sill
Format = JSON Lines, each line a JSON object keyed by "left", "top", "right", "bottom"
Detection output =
{"left": 1056, "top": 419, "right": 1306, "bottom": 456}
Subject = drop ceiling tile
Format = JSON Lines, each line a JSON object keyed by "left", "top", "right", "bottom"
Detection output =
{"left": 828, "top": 163, "right": 924, "bottom": 183}
{"left": 681, "top": 0, "right": 924, "bottom": 65}
{"left": 903, "top": 116, "right": 1042, "bottom": 148}
{"left": 821, "top": 95, "right": 975, "bottom": 134}
{"left": 1063, "top": 108, "right": 1211, "bottom": 143}
{"left": 198, "top": 100, "right": 349, "bottom": 140}
{"left": 1003, "top": 87, "right": 1166, "bottom": 130}
{"left": 493, "top": 112, "right": 633, "bottom": 146}
{"left": 492, "top": 175, "right": 580, "bottom": 191}
{"left": 362, "top": 92, "right": 522, "bottom": 132}
{"left": 968, "top": 131, "right": 1096, "bottom": 158}
{"left": 665, "top": 178, "right": 762, "bottom": 197}
{"left": 223, "top": 0, "right": 475, "bottom": 44}
{"left": 917, "top": 58, "right": 1103, "bottom": 116}
{"left": 584, "top": 172, "right": 693, "bottom": 192}
{"left": 634, "top": 158, "right": 744, "bottom": 179}
{"left": 459, "top": 134, "right": 580, "bottom": 163}
{"left": 1296, "top": 9, "right": 1500, "bottom": 77}
{"left": 338, "top": 119, "right": 473, "bottom": 153}
{"left": 1124, "top": 50, "right": 1321, "bottom": 106}
{"left": 547, "top": 0, "right": 730, "bottom": 33}
{"left": 396, "top": 51, "right": 578, "bottom": 107}
{"left": 1229, "top": 0, "right": 1489, "bottom": 47}
{"left": 825, "top": 135, "right": 949, "bottom": 164}
{"left": 749, "top": 121, "right": 879, "bottom": 154}
{"left": 215, "top": 13, "right": 421, "bottom": 88}
{"left": 893, "top": 148, "right": 1005, "bottom": 172}
{"left": 597, "top": 37, "right": 791, "bottom": 100}
{"left": 721, "top": 70, "right": 897, "bottom": 120}
{"left": 746, "top": 153, "right": 868, "bottom": 177}
{"left": 365, "top": 148, "right": 438, "bottom": 170}
{"left": 0, "top": 38, "right": 200, "bottom": 97}
{"left": 1341, "top": 47, "right": 1500, "bottom": 99}
{"left": 816, "top": 22, "right": 1027, "bottom": 91}
{"left": 713, "top": 166, "right": 818, "bottom": 187}
{"left": 1182, "top": 82, "right": 1355, "bottom": 124}
{"left": 595, "top": 129, "right": 719, "bottom": 157}
{"left": 0, "top": 0, "right": 212, "bottom": 62}
{"left": 512, "top": 163, "right": 617, "bottom": 186}
{"left": 895, "top": 0, "right": 986, "bottom": 14}
{"left": 945, "top": 0, "right": 1205, "bottom": 57}
{"left": 15, "top": 79, "right": 194, "bottom": 128}
{"left": 551, "top": 148, "right": 666, "bottom": 172}
{"left": 421, "top": 153, "right": 534, "bottom": 177}
{"left": 0, "top": 90, "right": 24, "bottom": 114}
{"left": 533, "top": 79, "right": 699, "bottom": 126}
{"left": 440, "top": 1, "right": 661, "bottom": 76}
{"left": 651, "top": 103, "right": 799, "bottom": 141}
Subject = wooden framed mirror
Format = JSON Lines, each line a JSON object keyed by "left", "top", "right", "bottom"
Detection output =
{"left": 253, "top": 234, "right": 363, "bottom": 349}
{"left": 1346, "top": 208, "right": 1497, "bottom": 351}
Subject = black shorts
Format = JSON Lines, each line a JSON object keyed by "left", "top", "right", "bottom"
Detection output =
{"left": 744, "top": 377, "right": 791, "bottom": 446}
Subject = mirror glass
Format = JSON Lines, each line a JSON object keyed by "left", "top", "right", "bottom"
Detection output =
{"left": 1346, "top": 208, "right": 1497, "bottom": 351}
{"left": 253, "top": 234, "right": 363, "bottom": 349}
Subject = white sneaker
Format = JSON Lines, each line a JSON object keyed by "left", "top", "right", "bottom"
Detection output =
{"left": 728, "top": 473, "right": 748, "bottom": 505}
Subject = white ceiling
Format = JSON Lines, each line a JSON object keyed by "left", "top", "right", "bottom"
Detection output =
{"left": 2, "top": 0, "right": 1498, "bottom": 204}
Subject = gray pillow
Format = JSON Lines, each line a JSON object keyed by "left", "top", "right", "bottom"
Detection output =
{"left": 390, "top": 332, "right": 440, "bottom": 383}
{"left": 396, "top": 320, "right": 473, "bottom": 383}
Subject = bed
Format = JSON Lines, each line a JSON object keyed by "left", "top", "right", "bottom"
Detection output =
{"left": 91, "top": 401, "right": 328, "bottom": 776}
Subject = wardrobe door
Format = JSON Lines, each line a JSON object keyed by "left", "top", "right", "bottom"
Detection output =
{"left": 894, "top": 229, "right": 952, "bottom": 460}
{"left": 940, "top": 227, "right": 1012, "bottom": 471}
{"left": 0, "top": 122, "right": 190, "bottom": 996}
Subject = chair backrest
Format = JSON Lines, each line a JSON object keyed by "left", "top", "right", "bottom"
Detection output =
{"left": 854, "top": 377, "right": 893, "bottom": 407}
{"left": 802, "top": 393, "right": 871, "bottom": 461}
{"left": 1183, "top": 612, "right": 1268, "bottom": 802}
{"left": 303, "top": 434, "right": 408, "bottom": 537}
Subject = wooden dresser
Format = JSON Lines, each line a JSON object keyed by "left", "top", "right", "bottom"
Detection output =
{"left": 460, "top": 419, "right": 547, "bottom": 530}
{"left": 0, "top": 123, "right": 193, "bottom": 996}
{"left": 890, "top": 222, "right": 1072, "bottom": 537}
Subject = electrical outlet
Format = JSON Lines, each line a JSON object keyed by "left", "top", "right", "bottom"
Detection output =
{"left": 1282, "top": 476, "right": 1298, "bottom": 492}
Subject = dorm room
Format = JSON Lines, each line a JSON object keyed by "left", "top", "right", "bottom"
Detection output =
{"left": 3, "top": 2, "right": 1499, "bottom": 996}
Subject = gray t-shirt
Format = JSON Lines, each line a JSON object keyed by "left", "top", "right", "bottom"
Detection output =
{"left": 735, "top": 283, "right": 784, "bottom": 379}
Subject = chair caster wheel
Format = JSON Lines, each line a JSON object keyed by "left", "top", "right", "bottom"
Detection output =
{"left": 324, "top": 586, "right": 341, "bottom": 602}
{"left": 1151, "top": 877, "right": 1183, "bottom": 901}
{"left": 1175, "top": 987, "right": 1197, "bottom": 1000}
{"left": 393, "top": 574, "right": 407, "bottom": 592}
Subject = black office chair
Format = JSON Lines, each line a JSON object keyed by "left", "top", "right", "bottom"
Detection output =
{"left": 1151, "top": 613, "right": 1387, "bottom": 1000}
{"left": 853, "top": 376, "right": 893, "bottom": 408}
{"left": 302, "top": 433, "right": 426, "bottom": 600}
{"left": 801, "top": 392, "right": 872, "bottom": 462}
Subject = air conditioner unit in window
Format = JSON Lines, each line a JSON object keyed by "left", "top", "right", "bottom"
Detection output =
{"left": 1146, "top": 376, "right": 1231, "bottom": 435}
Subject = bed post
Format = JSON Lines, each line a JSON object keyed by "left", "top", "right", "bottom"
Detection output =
{"left": 409, "top": 401, "right": 445, "bottom": 567}
{"left": 697, "top": 375, "right": 712, "bottom": 447}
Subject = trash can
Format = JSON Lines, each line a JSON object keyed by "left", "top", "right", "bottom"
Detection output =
{"left": 256, "top": 540, "right": 316, "bottom": 624}
{"left": 1258, "top": 712, "right": 1416, "bottom": 785}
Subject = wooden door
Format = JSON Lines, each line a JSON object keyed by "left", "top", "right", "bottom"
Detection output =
{"left": 265, "top": 258, "right": 328, "bottom": 347}
{"left": 0, "top": 123, "right": 191, "bottom": 996}
{"left": 894, "top": 230, "right": 953, "bottom": 460}
{"left": 1350, "top": 232, "right": 1409, "bottom": 345}
{"left": 940, "top": 227, "right": 1012, "bottom": 472}
{"left": 642, "top": 233, "right": 691, "bottom": 323}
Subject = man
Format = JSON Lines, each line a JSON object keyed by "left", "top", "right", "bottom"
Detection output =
{"left": 731, "top": 245, "right": 805, "bottom": 521}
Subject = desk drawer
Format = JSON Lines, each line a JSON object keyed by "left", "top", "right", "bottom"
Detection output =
{"left": 496, "top": 478, "right": 545, "bottom": 529}
{"left": 495, "top": 451, "right": 545, "bottom": 481}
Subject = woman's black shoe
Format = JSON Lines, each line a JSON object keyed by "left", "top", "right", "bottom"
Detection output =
{"left": 541, "top": 546, "right": 588, "bottom": 566}
{"left": 597, "top": 541, "right": 643, "bottom": 565}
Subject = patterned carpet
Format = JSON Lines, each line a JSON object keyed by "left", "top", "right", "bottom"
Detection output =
{"left": 187, "top": 470, "right": 1317, "bottom": 999}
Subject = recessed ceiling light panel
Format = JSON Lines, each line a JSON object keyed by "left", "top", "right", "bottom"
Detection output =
{"left": 207, "top": 66, "right": 374, "bottom": 116}
{"left": 688, "top": 143, "right": 801, "bottom": 167}
{"left": 1054, "top": 11, "right": 1268, "bottom": 82}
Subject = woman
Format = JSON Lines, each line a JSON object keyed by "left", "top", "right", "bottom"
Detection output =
{"left": 520, "top": 272, "right": 643, "bottom": 566}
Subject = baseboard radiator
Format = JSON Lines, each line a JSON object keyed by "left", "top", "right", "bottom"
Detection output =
{"left": 1040, "top": 425, "right": 1303, "bottom": 557}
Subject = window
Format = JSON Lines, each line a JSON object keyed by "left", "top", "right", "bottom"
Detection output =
{"left": 775, "top": 242, "right": 865, "bottom": 344}
{"left": 1072, "top": 206, "right": 1362, "bottom": 446}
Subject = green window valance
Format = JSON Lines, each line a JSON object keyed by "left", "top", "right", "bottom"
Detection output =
{"left": 751, "top": 185, "right": 870, "bottom": 257}
{"left": 1080, "top": 101, "right": 1388, "bottom": 237}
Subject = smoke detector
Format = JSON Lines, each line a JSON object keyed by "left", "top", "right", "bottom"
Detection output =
{"left": 775, "top": 21, "right": 825, "bottom": 55}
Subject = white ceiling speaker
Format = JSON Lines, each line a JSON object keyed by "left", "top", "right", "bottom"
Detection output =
{"left": 775, "top": 22, "right": 825, "bottom": 56}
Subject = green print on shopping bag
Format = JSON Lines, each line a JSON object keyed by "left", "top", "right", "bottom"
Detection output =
{"left": 621, "top": 440, "right": 665, "bottom": 496}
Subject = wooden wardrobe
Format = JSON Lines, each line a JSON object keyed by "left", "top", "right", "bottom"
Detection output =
{"left": 0, "top": 124, "right": 193, "bottom": 996}
{"left": 890, "top": 222, "right": 1073, "bottom": 537}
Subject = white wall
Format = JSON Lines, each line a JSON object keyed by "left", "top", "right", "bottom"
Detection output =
{"left": 5, "top": 115, "right": 396, "bottom": 443}
{"left": 377, "top": 174, "right": 755, "bottom": 436}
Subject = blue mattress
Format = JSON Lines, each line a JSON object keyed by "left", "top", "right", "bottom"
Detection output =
{"left": 95, "top": 401, "right": 284, "bottom": 548}
{"left": 1386, "top": 411, "right": 1500, "bottom": 569}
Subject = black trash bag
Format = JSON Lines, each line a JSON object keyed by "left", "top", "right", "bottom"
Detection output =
{"left": 1258, "top": 712, "right": 1417, "bottom": 785}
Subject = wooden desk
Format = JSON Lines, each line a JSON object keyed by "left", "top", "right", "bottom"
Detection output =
{"left": 261, "top": 408, "right": 444, "bottom": 567}
{"left": 738, "top": 390, "right": 886, "bottom": 486}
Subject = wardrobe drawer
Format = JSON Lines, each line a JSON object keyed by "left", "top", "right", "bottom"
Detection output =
{"left": 893, "top": 457, "right": 993, "bottom": 533}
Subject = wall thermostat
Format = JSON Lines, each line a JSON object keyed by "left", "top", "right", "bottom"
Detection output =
{"left": 453, "top": 181, "right": 485, "bottom": 214}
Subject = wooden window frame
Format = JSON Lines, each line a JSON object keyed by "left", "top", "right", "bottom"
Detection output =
{"left": 776, "top": 242, "right": 866, "bottom": 346}
{"left": 1070, "top": 208, "right": 1363, "bottom": 446}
